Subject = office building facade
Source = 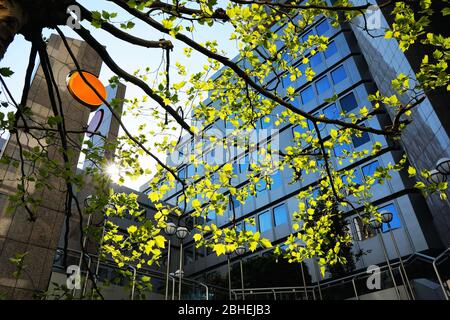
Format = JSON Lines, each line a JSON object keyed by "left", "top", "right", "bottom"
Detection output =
{"left": 144, "top": 2, "right": 449, "bottom": 300}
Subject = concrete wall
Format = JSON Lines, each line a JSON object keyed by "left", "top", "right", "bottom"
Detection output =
{"left": 0, "top": 34, "right": 102, "bottom": 299}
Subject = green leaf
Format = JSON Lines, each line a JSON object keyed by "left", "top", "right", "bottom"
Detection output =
{"left": 127, "top": 225, "right": 137, "bottom": 234}
{"left": 47, "top": 115, "right": 63, "bottom": 126}
{"left": 213, "top": 244, "right": 226, "bottom": 256}
{"left": 407, "top": 166, "right": 416, "bottom": 177}
{"left": 260, "top": 238, "right": 272, "bottom": 248}
{"left": 0, "top": 67, "right": 14, "bottom": 77}
{"left": 193, "top": 233, "right": 202, "bottom": 242}
{"left": 154, "top": 235, "right": 166, "bottom": 248}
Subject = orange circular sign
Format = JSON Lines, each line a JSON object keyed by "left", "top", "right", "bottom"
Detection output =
{"left": 66, "top": 71, "right": 107, "bottom": 110}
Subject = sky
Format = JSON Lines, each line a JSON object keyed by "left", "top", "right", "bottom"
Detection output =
{"left": 0, "top": 0, "right": 237, "bottom": 191}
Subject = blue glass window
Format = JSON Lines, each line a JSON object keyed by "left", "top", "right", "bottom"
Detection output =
{"left": 352, "top": 131, "right": 371, "bottom": 148}
{"left": 232, "top": 161, "right": 240, "bottom": 175}
{"left": 312, "top": 188, "right": 320, "bottom": 199}
{"left": 300, "top": 86, "right": 314, "bottom": 104}
{"left": 352, "top": 170, "right": 363, "bottom": 185}
{"left": 230, "top": 195, "right": 241, "bottom": 209}
{"left": 316, "top": 20, "right": 330, "bottom": 35}
{"left": 261, "top": 116, "right": 272, "bottom": 129}
{"left": 177, "top": 194, "right": 184, "bottom": 208}
{"left": 293, "top": 124, "right": 308, "bottom": 137}
{"left": 270, "top": 171, "right": 282, "bottom": 190}
{"left": 210, "top": 172, "right": 218, "bottom": 184}
{"left": 340, "top": 92, "right": 358, "bottom": 112}
{"left": 342, "top": 169, "right": 363, "bottom": 185}
{"left": 331, "top": 65, "right": 347, "bottom": 84}
{"left": 178, "top": 167, "right": 186, "bottom": 179}
{"left": 334, "top": 143, "right": 352, "bottom": 157}
{"left": 310, "top": 53, "right": 322, "bottom": 67}
{"left": 297, "top": 63, "right": 307, "bottom": 80}
{"left": 258, "top": 210, "right": 272, "bottom": 232}
{"left": 380, "top": 203, "right": 402, "bottom": 232}
{"left": 205, "top": 149, "right": 215, "bottom": 164}
{"left": 281, "top": 51, "right": 292, "bottom": 65}
{"left": 256, "top": 179, "right": 267, "bottom": 194}
{"left": 239, "top": 153, "right": 249, "bottom": 173}
{"left": 362, "top": 161, "right": 379, "bottom": 179}
{"left": 315, "top": 111, "right": 326, "bottom": 131}
{"left": 292, "top": 96, "right": 301, "bottom": 109}
{"left": 324, "top": 41, "right": 338, "bottom": 59}
{"left": 317, "top": 157, "right": 325, "bottom": 168}
{"left": 250, "top": 150, "right": 259, "bottom": 167}
{"left": 323, "top": 103, "right": 339, "bottom": 120}
{"left": 207, "top": 210, "right": 216, "bottom": 222}
{"left": 315, "top": 76, "right": 330, "bottom": 95}
{"left": 301, "top": 30, "right": 314, "bottom": 43}
{"left": 187, "top": 164, "right": 195, "bottom": 178}
{"left": 245, "top": 220, "right": 257, "bottom": 233}
{"left": 273, "top": 203, "right": 288, "bottom": 226}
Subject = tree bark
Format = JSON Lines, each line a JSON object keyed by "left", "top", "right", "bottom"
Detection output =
{"left": 0, "top": 0, "right": 26, "bottom": 60}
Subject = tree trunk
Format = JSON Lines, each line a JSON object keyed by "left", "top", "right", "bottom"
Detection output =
{"left": 0, "top": 0, "right": 26, "bottom": 60}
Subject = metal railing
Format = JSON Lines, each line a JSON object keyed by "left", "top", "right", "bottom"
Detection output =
{"left": 230, "top": 247, "right": 450, "bottom": 300}
{"left": 51, "top": 246, "right": 449, "bottom": 300}
{"left": 51, "top": 248, "right": 221, "bottom": 300}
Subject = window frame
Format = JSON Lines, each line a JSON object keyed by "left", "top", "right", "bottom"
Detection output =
{"left": 273, "top": 203, "right": 288, "bottom": 227}
{"left": 331, "top": 65, "right": 347, "bottom": 84}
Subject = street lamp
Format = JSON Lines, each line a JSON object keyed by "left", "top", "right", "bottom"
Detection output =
{"left": 84, "top": 194, "right": 95, "bottom": 208}
{"left": 235, "top": 245, "right": 246, "bottom": 300}
{"left": 165, "top": 222, "right": 177, "bottom": 235}
{"left": 380, "top": 211, "right": 415, "bottom": 300}
{"left": 176, "top": 226, "right": 189, "bottom": 300}
{"left": 71, "top": 195, "right": 96, "bottom": 296}
{"left": 176, "top": 226, "right": 189, "bottom": 239}
{"left": 427, "top": 158, "right": 450, "bottom": 210}
{"left": 235, "top": 245, "right": 246, "bottom": 256}
{"left": 369, "top": 217, "right": 402, "bottom": 300}
{"left": 164, "top": 222, "right": 177, "bottom": 300}
{"left": 226, "top": 248, "right": 233, "bottom": 300}
{"left": 436, "top": 158, "right": 450, "bottom": 176}
{"left": 427, "top": 169, "right": 447, "bottom": 184}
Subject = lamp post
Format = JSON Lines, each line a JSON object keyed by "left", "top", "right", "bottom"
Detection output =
{"left": 381, "top": 211, "right": 415, "bottom": 300}
{"left": 428, "top": 169, "right": 447, "bottom": 184}
{"left": 427, "top": 168, "right": 450, "bottom": 210}
{"left": 235, "top": 245, "right": 246, "bottom": 300}
{"left": 176, "top": 226, "right": 189, "bottom": 300}
{"left": 300, "top": 262, "right": 308, "bottom": 300}
{"left": 432, "top": 158, "right": 450, "bottom": 208}
{"left": 369, "top": 217, "right": 402, "bottom": 300}
{"left": 73, "top": 195, "right": 94, "bottom": 297}
{"left": 436, "top": 158, "right": 450, "bottom": 177}
{"left": 226, "top": 249, "right": 232, "bottom": 300}
{"left": 164, "top": 222, "right": 177, "bottom": 300}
